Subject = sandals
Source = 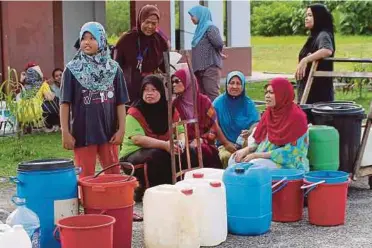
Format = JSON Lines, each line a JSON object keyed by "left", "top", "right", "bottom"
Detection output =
{"left": 133, "top": 212, "right": 143, "bottom": 222}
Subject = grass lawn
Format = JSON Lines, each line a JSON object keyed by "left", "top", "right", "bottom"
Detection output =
{"left": 0, "top": 133, "right": 73, "bottom": 177}
{"left": 0, "top": 35, "right": 371, "bottom": 178}
{"left": 251, "top": 35, "right": 372, "bottom": 73}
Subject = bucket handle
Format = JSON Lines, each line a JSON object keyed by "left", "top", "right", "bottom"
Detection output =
{"left": 53, "top": 226, "right": 60, "bottom": 242}
{"left": 9, "top": 176, "right": 23, "bottom": 185}
{"left": 93, "top": 162, "right": 135, "bottom": 181}
{"left": 75, "top": 167, "right": 82, "bottom": 175}
{"left": 301, "top": 180, "right": 326, "bottom": 197}
{"left": 272, "top": 177, "right": 288, "bottom": 194}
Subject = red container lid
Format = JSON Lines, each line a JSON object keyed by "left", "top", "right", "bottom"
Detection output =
{"left": 210, "top": 181, "right": 222, "bottom": 188}
{"left": 181, "top": 189, "right": 193, "bottom": 195}
{"left": 193, "top": 173, "right": 204, "bottom": 178}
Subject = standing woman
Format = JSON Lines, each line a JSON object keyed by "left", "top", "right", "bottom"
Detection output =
{"left": 296, "top": 3, "right": 335, "bottom": 104}
{"left": 115, "top": 5, "right": 168, "bottom": 104}
{"left": 189, "top": 5, "right": 225, "bottom": 102}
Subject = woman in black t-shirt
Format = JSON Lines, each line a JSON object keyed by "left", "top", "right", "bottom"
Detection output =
{"left": 295, "top": 3, "right": 335, "bottom": 104}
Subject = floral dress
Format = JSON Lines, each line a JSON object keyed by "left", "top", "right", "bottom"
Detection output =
{"left": 253, "top": 132, "right": 309, "bottom": 171}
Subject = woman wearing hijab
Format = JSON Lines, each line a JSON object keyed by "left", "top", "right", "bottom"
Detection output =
{"left": 60, "top": 22, "right": 129, "bottom": 178}
{"left": 188, "top": 5, "right": 225, "bottom": 102}
{"left": 172, "top": 68, "right": 236, "bottom": 169}
{"left": 115, "top": 5, "right": 168, "bottom": 104}
{"left": 230, "top": 78, "right": 309, "bottom": 171}
{"left": 120, "top": 75, "right": 194, "bottom": 192}
{"left": 213, "top": 71, "right": 260, "bottom": 168}
{"left": 296, "top": 3, "right": 335, "bottom": 104}
{"left": 17, "top": 64, "right": 54, "bottom": 133}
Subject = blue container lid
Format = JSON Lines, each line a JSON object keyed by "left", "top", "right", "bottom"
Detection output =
{"left": 304, "top": 170, "right": 349, "bottom": 184}
{"left": 270, "top": 169, "right": 304, "bottom": 181}
{"left": 18, "top": 159, "right": 74, "bottom": 172}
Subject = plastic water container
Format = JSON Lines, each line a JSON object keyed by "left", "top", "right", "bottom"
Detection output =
{"left": 223, "top": 162, "right": 271, "bottom": 236}
{"left": 143, "top": 184, "right": 200, "bottom": 248}
{"left": 176, "top": 179, "right": 227, "bottom": 246}
{"left": 10, "top": 159, "right": 79, "bottom": 248}
{"left": 308, "top": 125, "right": 339, "bottom": 171}
{"left": 0, "top": 225, "right": 32, "bottom": 248}
{"left": 6, "top": 197, "right": 40, "bottom": 248}
{"left": 184, "top": 168, "right": 224, "bottom": 181}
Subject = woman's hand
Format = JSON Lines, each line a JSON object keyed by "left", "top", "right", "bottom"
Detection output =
{"left": 242, "top": 153, "right": 258, "bottom": 163}
{"left": 190, "top": 138, "right": 203, "bottom": 147}
{"left": 220, "top": 52, "right": 228, "bottom": 60}
{"left": 62, "top": 131, "right": 75, "bottom": 150}
{"left": 110, "top": 129, "right": 124, "bottom": 145}
{"left": 164, "top": 141, "right": 182, "bottom": 155}
{"left": 224, "top": 141, "right": 237, "bottom": 153}
{"left": 240, "top": 129, "right": 250, "bottom": 139}
{"left": 295, "top": 57, "right": 309, "bottom": 80}
{"left": 233, "top": 147, "right": 250, "bottom": 163}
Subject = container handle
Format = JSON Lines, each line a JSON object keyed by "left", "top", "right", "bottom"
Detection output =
{"left": 272, "top": 177, "right": 288, "bottom": 194}
{"left": 301, "top": 180, "right": 326, "bottom": 197}
{"left": 93, "top": 162, "right": 135, "bottom": 181}
{"left": 75, "top": 167, "right": 82, "bottom": 175}
{"left": 53, "top": 226, "right": 60, "bottom": 242}
{"left": 9, "top": 176, "right": 23, "bottom": 185}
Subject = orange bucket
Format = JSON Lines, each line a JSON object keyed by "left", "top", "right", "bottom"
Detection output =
{"left": 55, "top": 214, "right": 115, "bottom": 248}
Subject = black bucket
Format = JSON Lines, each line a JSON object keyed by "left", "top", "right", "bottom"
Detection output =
{"left": 300, "top": 104, "right": 314, "bottom": 124}
{"left": 312, "top": 103, "right": 365, "bottom": 173}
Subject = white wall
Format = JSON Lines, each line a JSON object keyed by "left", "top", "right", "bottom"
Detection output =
{"left": 227, "top": 1, "right": 251, "bottom": 47}
{"left": 205, "top": 0, "right": 224, "bottom": 41}
{"left": 62, "top": 1, "right": 106, "bottom": 64}
{"left": 179, "top": 1, "right": 199, "bottom": 50}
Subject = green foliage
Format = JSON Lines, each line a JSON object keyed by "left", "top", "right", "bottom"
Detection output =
{"left": 106, "top": 0, "right": 130, "bottom": 37}
{"left": 251, "top": 2, "right": 304, "bottom": 36}
{"left": 337, "top": 1, "right": 372, "bottom": 35}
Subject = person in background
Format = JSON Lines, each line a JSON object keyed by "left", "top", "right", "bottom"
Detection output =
{"left": 115, "top": 5, "right": 168, "bottom": 105}
{"left": 230, "top": 78, "right": 309, "bottom": 171}
{"left": 18, "top": 63, "right": 54, "bottom": 133}
{"left": 60, "top": 22, "right": 129, "bottom": 178}
{"left": 213, "top": 71, "right": 260, "bottom": 168}
{"left": 172, "top": 68, "right": 236, "bottom": 169}
{"left": 188, "top": 5, "right": 226, "bottom": 102}
{"left": 296, "top": 3, "right": 335, "bottom": 104}
{"left": 42, "top": 68, "right": 63, "bottom": 132}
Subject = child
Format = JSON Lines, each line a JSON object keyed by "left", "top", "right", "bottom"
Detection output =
{"left": 60, "top": 22, "right": 129, "bottom": 178}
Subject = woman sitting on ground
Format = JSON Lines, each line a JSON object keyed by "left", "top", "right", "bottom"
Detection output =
{"left": 172, "top": 68, "right": 236, "bottom": 169}
{"left": 120, "top": 75, "right": 196, "bottom": 193}
{"left": 213, "top": 70, "right": 260, "bottom": 168}
{"left": 229, "top": 77, "right": 309, "bottom": 171}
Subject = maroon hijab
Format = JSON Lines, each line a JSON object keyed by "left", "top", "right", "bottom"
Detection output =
{"left": 253, "top": 78, "right": 308, "bottom": 146}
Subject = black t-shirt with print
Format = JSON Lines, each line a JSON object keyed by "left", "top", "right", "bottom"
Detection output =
{"left": 61, "top": 67, "right": 129, "bottom": 148}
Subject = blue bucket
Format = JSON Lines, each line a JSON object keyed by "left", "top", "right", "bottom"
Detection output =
{"left": 10, "top": 159, "right": 79, "bottom": 248}
{"left": 304, "top": 171, "right": 349, "bottom": 184}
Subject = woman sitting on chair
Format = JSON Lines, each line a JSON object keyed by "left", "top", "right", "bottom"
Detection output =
{"left": 172, "top": 68, "right": 236, "bottom": 169}
{"left": 229, "top": 77, "right": 309, "bottom": 171}
{"left": 120, "top": 75, "right": 195, "bottom": 192}
{"left": 213, "top": 70, "right": 260, "bottom": 168}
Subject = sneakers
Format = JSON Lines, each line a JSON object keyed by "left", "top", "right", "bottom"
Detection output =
{"left": 44, "top": 125, "right": 60, "bottom": 133}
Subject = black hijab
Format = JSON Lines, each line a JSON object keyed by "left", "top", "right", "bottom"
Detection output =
{"left": 133, "top": 75, "right": 170, "bottom": 135}
{"left": 299, "top": 3, "right": 335, "bottom": 61}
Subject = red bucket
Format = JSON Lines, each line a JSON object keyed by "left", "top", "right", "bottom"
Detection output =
{"left": 55, "top": 214, "right": 115, "bottom": 248}
{"left": 78, "top": 164, "right": 138, "bottom": 248}
{"left": 272, "top": 179, "right": 304, "bottom": 222}
{"left": 303, "top": 179, "right": 350, "bottom": 226}
{"left": 85, "top": 205, "right": 134, "bottom": 248}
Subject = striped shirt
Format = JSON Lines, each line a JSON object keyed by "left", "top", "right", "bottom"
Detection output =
{"left": 191, "top": 25, "right": 224, "bottom": 72}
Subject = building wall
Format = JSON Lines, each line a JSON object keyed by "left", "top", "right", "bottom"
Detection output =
{"left": 1, "top": 1, "right": 63, "bottom": 79}
{"left": 62, "top": 1, "right": 106, "bottom": 64}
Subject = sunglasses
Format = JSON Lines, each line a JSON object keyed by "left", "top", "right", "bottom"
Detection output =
{"left": 171, "top": 79, "right": 182, "bottom": 84}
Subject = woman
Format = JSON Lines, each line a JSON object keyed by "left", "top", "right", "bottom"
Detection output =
{"left": 115, "top": 5, "right": 168, "bottom": 104}
{"left": 120, "top": 75, "right": 195, "bottom": 190}
{"left": 230, "top": 77, "right": 309, "bottom": 171}
{"left": 188, "top": 5, "right": 225, "bottom": 102}
{"left": 43, "top": 68, "right": 63, "bottom": 132}
{"left": 172, "top": 68, "right": 236, "bottom": 169}
{"left": 296, "top": 3, "right": 335, "bottom": 104}
{"left": 18, "top": 64, "right": 54, "bottom": 133}
{"left": 213, "top": 71, "right": 260, "bottom": 168}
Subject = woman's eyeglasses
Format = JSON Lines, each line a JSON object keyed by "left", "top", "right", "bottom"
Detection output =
{"left": 171, "top": 79, "right": 182, "bottom": 84}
